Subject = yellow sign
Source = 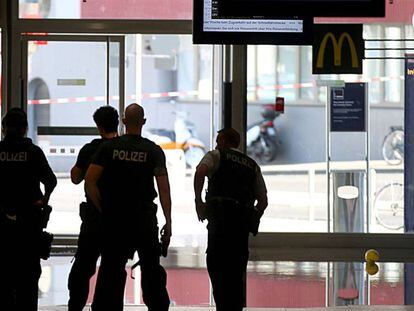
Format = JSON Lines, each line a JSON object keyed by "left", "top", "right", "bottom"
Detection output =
{"left": 316, "top": 32, "right": 359, "bottom": 69}
{"left": 312, "top": 24, "right": 363, "bottom": 74}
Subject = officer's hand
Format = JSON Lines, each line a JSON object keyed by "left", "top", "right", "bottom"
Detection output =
{"left": 160, "top": 223, "right": 171, "bottom": 257}
{"left": 34, "top": 197, "right": 47, "bottom": 208}
{"left": 196, "top": 201, "right": 207, "bottom": 222}
{"left": 161, "top": 223, "right": 172, "bottom": 240}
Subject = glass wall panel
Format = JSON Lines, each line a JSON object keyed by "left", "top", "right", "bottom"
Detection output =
{"left": 364, "top": 25, "right": 383, "bottom": 105}
{"left": 247, "top": 23, "right": 407, "bottom": 233}
{"left": 300, "top": 46, "right": 315, "bottom": 101}
{"left": 19, "top": 0, "right": 192, "bottom": 20}
{"left": 26, "top": 35, "right": 213, "bottom": 307}
{"left": 277, "top": 46, "right": 299, "bottom": 101}
{"left": 25, "top": 34, "right": 214, "bottom": 247}
{"left": 384, "top": 26, "right": 403, "bottom": 104}
{"left": 256, "top": 46, "right": 276, "bottom": 101}
{"left": 26, "top": 39, "right": 110, "bottom": 234}
{"left": 248, "top": 45, "right": 327, "bottom": 233}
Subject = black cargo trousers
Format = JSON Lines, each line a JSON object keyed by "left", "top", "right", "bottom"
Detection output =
{"left": 91, "top": 207, "right": 170, "bottom": 311}
{"left": 0, "top": 211, "right": 42, "bottom": 311}
{"left": 68, "top": 202, "right": 103, "bottom": 311}
{"left": 206, "top": 198, "right": 250, "bottom": 311}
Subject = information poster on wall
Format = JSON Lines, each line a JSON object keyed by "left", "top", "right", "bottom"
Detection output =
{"left": 404, "top": 54, "right": 414, "bottom": 305}
{"left": 330, "top": 83, "right": 367, "bottom": 132}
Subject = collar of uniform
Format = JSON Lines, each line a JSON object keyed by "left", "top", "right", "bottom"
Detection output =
{"left": 124, "top": 134, "right": 142, "bottom": 138}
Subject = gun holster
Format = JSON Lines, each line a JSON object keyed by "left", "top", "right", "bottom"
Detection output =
{"left": 79, "top": 202, "right": 99, "bottom": 222}
{"left": 248, "top": 207, "right": 263, "bottom": 236}
{"left": 206, "top": 197, "right": 240, "bottom": 223}
{"left": 40, "top": 205, "right": 52, "bottom": 229}
{"left": 39, "top": 231, "right": 54, "bottom": 260}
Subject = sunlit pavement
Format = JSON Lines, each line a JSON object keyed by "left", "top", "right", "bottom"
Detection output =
{"left": 38, "top": 305, "right": 414, "bottom": 310}
{"left": 47, "top": 161, "right": 404, "bottom": 236}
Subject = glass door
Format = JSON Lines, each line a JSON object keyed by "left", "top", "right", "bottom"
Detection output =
{"left": 21, "top": 35, "right": 125, "bottom": 234}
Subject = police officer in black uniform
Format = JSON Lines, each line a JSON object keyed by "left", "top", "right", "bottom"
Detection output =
{"left": 85, "top": 103, "right": 171, "bottom": 311}
{"left": 194, "top": 128, "right": 268, "bottom": 311}
{"left": 68, "top": 106, "right": 119, "bottom": 311}
{"left": 0, "top": 108, "right": 57, "bottom": 311}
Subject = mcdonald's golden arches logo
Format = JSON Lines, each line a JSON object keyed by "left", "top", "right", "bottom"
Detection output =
{"left": 313, "top": 24, "right": 363, "bottom": 74}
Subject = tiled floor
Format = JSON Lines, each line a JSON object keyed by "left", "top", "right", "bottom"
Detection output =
{"left": 38, "top": 306, "right": 414, "bottom": 311}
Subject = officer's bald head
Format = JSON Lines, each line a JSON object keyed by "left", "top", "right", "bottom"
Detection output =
{"left": 123, "top": 103, "right": 146, "bottom": 130}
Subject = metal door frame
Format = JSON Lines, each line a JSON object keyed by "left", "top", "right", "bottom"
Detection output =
{"left": 21, "top": 34, "right": 125, "bottom": 135}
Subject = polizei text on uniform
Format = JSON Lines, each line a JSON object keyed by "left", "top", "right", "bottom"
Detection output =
{"left": 113, "top": 150, "right": 147, "bottom": 162}
{"left": 0, "top": 152, "right": 27, "bottom": 162}
{"left": 226, "top": 152, "right": 253, "bottom": 168}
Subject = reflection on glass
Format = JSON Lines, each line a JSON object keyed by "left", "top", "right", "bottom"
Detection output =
{"left": 247, "top": 261, "right": 405, "bottom": 308}
{"left": 370, "top": 262, "right": 404, "bottom": 305}
{"left": 332, "top": 262, "right": 364, "bottom": 306}
{"left": 247, "top": 261, "right": 326, "bottom": 308}
{"left": 19, "top": 0, "right": 192, "bottom": 20}
{"left": 39, "top": 257, "right": 210, "bottom": 307}
{"left": 38, "top": 258, "right": 407, "bottom": 308}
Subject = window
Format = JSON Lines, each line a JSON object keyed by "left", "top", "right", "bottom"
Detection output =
{"left": 19, "top": 0, "right": 192, "bottom": 20}
{"left": 277, "top": 46, "right": 299, "bottom": 101}
{"left": 257, "top": 46, "right": 277, "bottom": 101}
{"left": 384, "top": 26, "right": 403, "bottom": 104}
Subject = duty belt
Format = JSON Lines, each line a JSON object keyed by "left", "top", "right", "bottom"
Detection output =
{"left": 207, "top": 196, "right": 240, "bottom": 205}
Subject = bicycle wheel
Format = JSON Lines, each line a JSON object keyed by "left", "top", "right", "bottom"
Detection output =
{"left": 382, "top": 130, "right": 404, "bottom": 165}
{"left": 374, "top": 182, "right": 404, "bottom": 230}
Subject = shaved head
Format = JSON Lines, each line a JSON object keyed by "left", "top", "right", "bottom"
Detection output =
{"left": 123, "top": 103, "right": 146, "bottom": 132}
{"left": 125, "top": 103, "right": 144, "bottom": 124}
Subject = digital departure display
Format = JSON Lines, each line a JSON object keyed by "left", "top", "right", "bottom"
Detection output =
{"left": 205, "top": 0, "right": 303, "bottom": 33}
{"left": 193, "top": 0, "right": 313, "bottom": 45}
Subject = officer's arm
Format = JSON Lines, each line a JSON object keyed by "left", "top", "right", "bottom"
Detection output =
{"left": 254, "top": 168, "right": 268, "bottom": 213}
{"left": 42, "top": 172, "right": 57, "bottom": 206}
{"left": 85, "top": 164, "right": 104, "bottom": 211}
{"left": 194, "top": 164, "right": 208, "bottom": 221}
{"left": 255, "top": 190, "right": 268, "bottom": 213}
{"left": 37, "top": 148, "right": 57, "bottom": 205}
{"left": 155, "top": 174, "right": 172, "bottom": 236}
{"left": 194, "top": 164, "right": 208, "bottom": 203}
{"left": 71, "top": 147, "right": 88, "bottom": 184}
{"left": 71, "top": 166, "right": 84, "bottom": 184}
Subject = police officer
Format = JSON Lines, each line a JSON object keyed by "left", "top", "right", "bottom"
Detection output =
{"left": 0, "top": 108, "right": 57, "bottom": 310}
{"left": 85, "top": 103, "right": 171, "bottom": 311}
{"left": 194, "top": 128, "right": 268, "bottom": 311}
{"left": 68, "top": 106, "right": 119, "bottom": 311}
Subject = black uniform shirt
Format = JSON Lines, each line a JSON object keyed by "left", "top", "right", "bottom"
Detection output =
{"left": 0, "top": 137, "right": 56, "bottom": 216}
{"left": 76, "top": 138, "right": 109, "bottom": 172}
{"left": 200, "top": 148, "right": 267, "bottom": 203}
{"left": 92, "top": 134, "right": 167, "bottom": 217}
{"left": 75, "top": 138, "right": 109, "bottom": 205}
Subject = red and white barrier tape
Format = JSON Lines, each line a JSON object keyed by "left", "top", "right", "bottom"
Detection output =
{"left": 28, "top": 75, "right": 404, "bottom": 105}
{"left": 28, "top": 90, "right": 200, "bottom": 105}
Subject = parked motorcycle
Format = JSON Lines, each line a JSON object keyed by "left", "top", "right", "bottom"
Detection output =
{"left": 144, "top": 110, "right": 206, "bottom": 169}
{"left": 247, "top": 104, "right": 280, "bottom": 164}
